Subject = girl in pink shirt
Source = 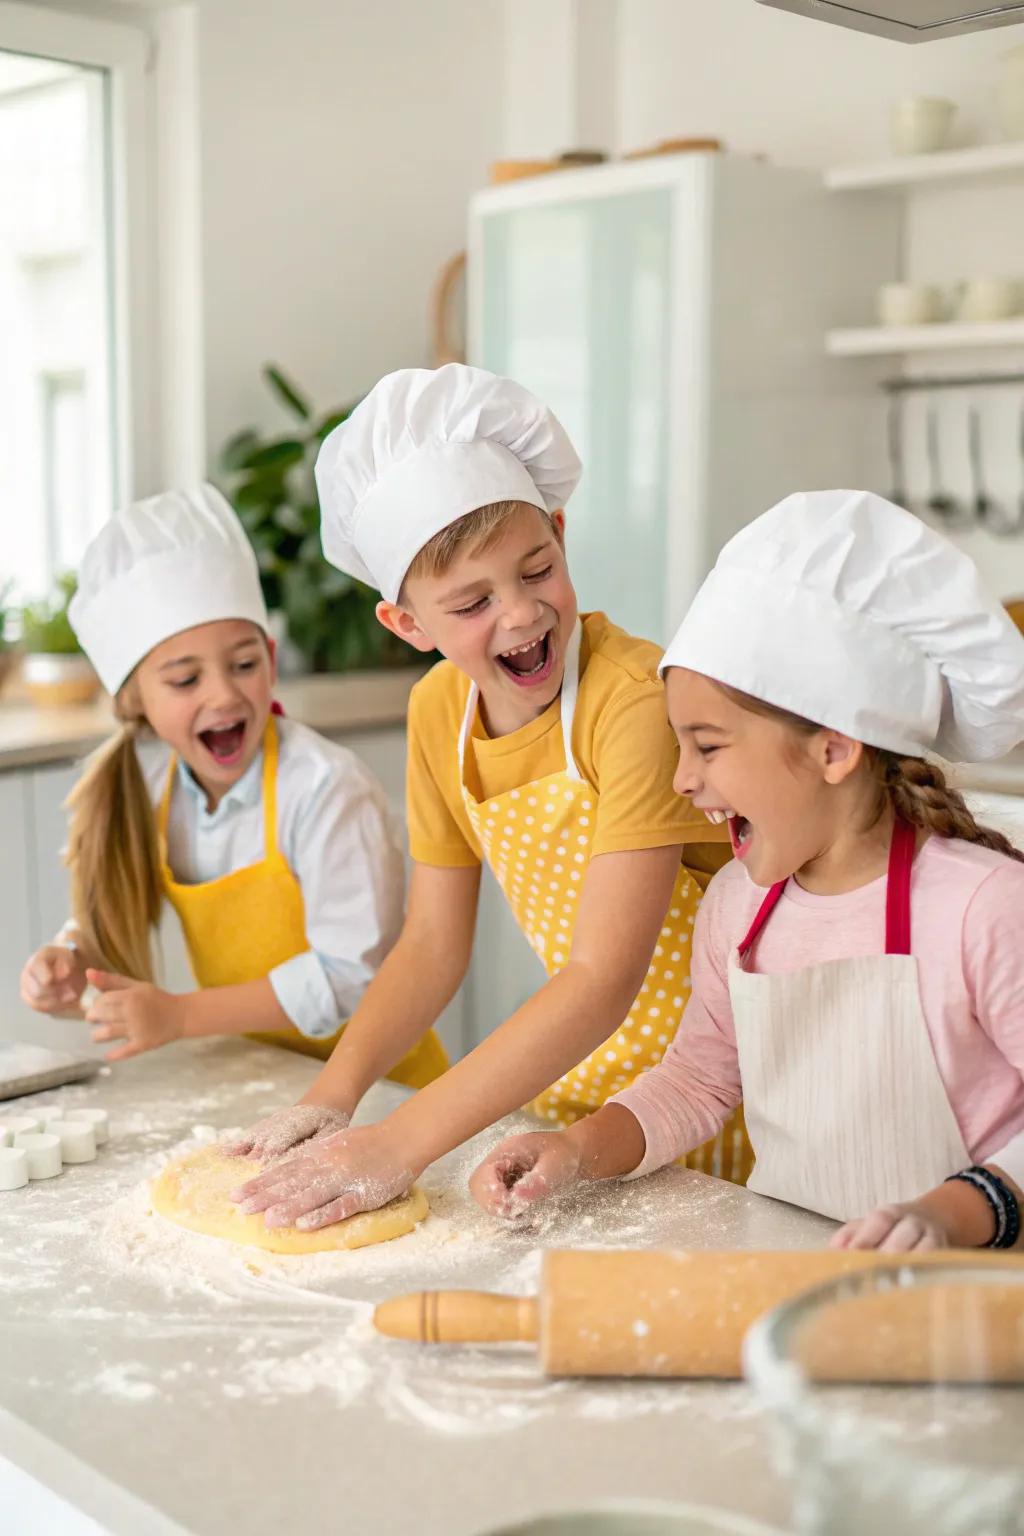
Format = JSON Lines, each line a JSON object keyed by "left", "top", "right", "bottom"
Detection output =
{"left": 471, "top": 490, "right": 1024, "bottom": 1253}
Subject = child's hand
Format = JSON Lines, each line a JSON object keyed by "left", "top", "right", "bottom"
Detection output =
{"left": 220, "top": 1104, "right": 351, "bottom": 1161}
{"left": 829, "top": 1201, "right": 953, "bottom": 1254}
{"left": 20, "top": 945, "right": 88, "bottom": 1016}
{"left": 469, "top": 1132, "right": 583, "bottom": 1219}
{"left": 84, "top": 969, "right": 186, "bottom": 1061}
{"left": 229, "top": 1123, "right": 412, "bottom": 1230}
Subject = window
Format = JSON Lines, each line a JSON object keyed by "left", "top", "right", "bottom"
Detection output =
{"left": 0, "top": 49, "right": 118, "bottom": 600}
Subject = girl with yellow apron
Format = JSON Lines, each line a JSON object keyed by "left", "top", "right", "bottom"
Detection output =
{"left": 20, "top": 484, "right": 445, "bottom": 1089}
{"left": 158, "top": 715, "right": 445, "bottom": 1085}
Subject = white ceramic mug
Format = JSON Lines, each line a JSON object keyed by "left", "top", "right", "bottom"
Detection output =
{"left": 890, "top": 96, "right": 956, "bottom": 156}
{"left": 954, "top": 278, "right": 1020, "bottom": 323}
{"left": 877, "top": 282, "right": 944, "bottom": 328}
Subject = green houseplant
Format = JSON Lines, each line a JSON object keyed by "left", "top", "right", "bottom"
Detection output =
{"left": 218, "top": 365, "right": 415, "bottom": 673}
{"left": 20, "top": 571, "right": 100, "bottom": 706}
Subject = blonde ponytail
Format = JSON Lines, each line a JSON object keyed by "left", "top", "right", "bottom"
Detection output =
{"left": 879, "top": 753, "right": 1024, "bottom": 865}
{"left": 65, "top": 686, "right": 163, "bottom": 980}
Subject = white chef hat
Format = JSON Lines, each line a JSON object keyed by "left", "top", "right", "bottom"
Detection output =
{"left": 660, "top": 489, "right": 1024, "bottom": 762}
{"left": 70, "top": 485, "right": 268, "bottom": 695}
{"left": 315, "top": 364, "right": 582, "bottom": 603}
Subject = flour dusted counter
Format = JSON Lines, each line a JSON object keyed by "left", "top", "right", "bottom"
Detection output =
{"left": 0, "top": 1039, "right": 839, "bottom": 1536}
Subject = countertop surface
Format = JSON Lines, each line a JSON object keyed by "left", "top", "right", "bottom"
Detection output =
{"left": 0, "top": 1036, "right": 840, "bottom": 1536}
{"left": 0, "top": 669, "right": 424, "bottom": 771}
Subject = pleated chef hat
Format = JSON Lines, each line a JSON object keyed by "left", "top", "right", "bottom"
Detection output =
{"left": 660, "top": 489, "right": 1024, "bottom": 762}
{"left": 70, "top": 485, "right": 268, "bottom": 695}
{"left": 316, "top": 364, "right": 582, "bottom": 602}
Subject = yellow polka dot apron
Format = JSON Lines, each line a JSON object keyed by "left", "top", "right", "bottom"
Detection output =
{"left": 458, "top": 620, "right": 753, "bottom": 1181}
{"left": 158, "top": 718, "right": 447, "bottom": 1087}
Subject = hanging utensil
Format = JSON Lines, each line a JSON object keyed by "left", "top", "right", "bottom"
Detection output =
{"left": 1010, "top": 402, "right": 1024, "bottom": 537}
{"left": 886, "top": 393, "right": 909, "bottom": 510}
{"left": 925, "top": 403, "right": 961, "bottom": 525}
{"left": 972, "top": 401, "right": 1024, "bottom": 537}
{"left": 968, "top": 403, "right": 996, "bottom": 526}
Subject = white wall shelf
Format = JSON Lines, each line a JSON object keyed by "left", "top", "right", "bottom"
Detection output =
{"left": 826, "top": 318, "right": 1024, "bottom": 357}
{"left": 825, "top": 140, "right": 1024, "bottom": 194}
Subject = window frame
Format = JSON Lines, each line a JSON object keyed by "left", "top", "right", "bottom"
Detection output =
{"left": 0, "top": 1, "right": 168, "bottom": 511}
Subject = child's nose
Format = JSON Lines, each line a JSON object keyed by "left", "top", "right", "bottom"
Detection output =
{"left": 207, "top": 672, "right": 244, "bottom": 710}
{"left": 502, "top": 591, "right": 543, "bottom": 632}
{"left": 673, "top": 754, "right": 701, "bottom": 800}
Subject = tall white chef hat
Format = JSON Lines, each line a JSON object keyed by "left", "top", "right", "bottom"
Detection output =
{"left": 660, "top": 489, "right": 1024, "bottom": 762}
{"left": 70, "top": 485, "right": 268, "bottom": 695}
{"left": 315, "top": 364, "right": 582, "bottom": 603}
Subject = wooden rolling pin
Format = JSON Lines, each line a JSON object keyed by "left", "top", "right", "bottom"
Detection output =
{"left": 374, "top": 1249, "right": 1024, "bottom": 1382}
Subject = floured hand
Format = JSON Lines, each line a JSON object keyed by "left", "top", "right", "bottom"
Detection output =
{"left": 830, "top": 1201, "right": 953, "bottom": 1254}
{"left": 220, "top": 1103, "right": 351, "bottom": 1161}
{"left": 229, "top": 1123, "right": 414, "bottom": 1230}
{"left": 20, "top": 945, "right": 88, "bottom": 1017}
{"left": 469, "top": 1132, "right": 583, "bottom": 1220}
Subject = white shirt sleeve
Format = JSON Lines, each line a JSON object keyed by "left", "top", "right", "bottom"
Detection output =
{"left": 270, "top": 726, "right": 406, "bottom": 1037}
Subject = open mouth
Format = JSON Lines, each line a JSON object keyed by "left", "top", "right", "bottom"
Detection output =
{"left": 198, "top": 720, "right": 247, "bottom": 767}
{"left": 495, "top": 630, "right": 556, "bottom": 688}
{"left": 728, "top": 815, "right": 753, "bottom": 860}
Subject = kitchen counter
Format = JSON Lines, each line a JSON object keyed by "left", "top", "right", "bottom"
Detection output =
{"left": 0, "top": 668, "right": 425, "bottom": 771}
{"left": 0, "top": 1037, "right": 837, "bottom": 1536}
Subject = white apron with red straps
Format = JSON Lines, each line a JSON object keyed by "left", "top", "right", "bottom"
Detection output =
{"left": 728, "top": 819, "right": 969, "bottom": 1222}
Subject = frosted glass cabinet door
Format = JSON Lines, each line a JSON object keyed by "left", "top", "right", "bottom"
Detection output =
{"left": 477, "top": 188, "right": 673, "bottom": 644}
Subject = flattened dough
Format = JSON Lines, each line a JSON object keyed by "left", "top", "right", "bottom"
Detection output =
{"left": 151, "top": 1145, "right": 428, "bottom": 1255}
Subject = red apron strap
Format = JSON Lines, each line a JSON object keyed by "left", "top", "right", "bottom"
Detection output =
{"left": 737, "top": 881, "right": 787, "bottom": 962}
{"left": 885, "top": 816, "right": 916, "bottom": 956}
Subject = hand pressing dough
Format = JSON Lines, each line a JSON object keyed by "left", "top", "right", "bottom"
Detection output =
{"left": 151, "top": 1145, "right": 428, "bottom": 1255}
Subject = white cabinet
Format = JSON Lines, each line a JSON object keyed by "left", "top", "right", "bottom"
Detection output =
{"left": 28, "top": 763, "right": 78, "bottom": 948}
{"left": 0, "top": 773, "right": 34, "bottom": 1045}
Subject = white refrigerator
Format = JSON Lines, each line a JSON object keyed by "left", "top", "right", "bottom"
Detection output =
{"left": 468, "top": 150, "right": 898, "bottom": 643}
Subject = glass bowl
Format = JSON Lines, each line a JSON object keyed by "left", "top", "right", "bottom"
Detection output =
{"left": 744, "top": 1259, "right": 1024, "bottom": 1536}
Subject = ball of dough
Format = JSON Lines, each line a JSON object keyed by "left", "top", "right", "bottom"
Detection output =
{"left": 151, "top": 1145, "right": 428, "bottom": 1255}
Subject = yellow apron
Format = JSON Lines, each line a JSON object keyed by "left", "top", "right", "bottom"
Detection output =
{"left": 458, "top": 620, "right": 753, "bottom": 1183}
{"left": 158, "top": 718, "right": 447, "bottom": 1088}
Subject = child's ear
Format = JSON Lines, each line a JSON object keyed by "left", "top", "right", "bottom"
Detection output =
{"left": 265, "top": 634, "right": 279, "bottom": 686}
{"left": 376, "top": 600, "right": 435, "bottom": 654}
{"left": 551, "top": 509, "right": 566, "bottom": 545}
{"left": 820, "top": 732, "right": 864, "bottom": 785}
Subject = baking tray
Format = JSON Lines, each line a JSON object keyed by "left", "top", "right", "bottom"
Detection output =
{"left": 0, "top": 1042, "right": 100, "bottom": 1101}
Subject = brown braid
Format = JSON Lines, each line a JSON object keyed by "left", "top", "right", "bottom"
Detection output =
{"left": 878, "top": 753, "right": 1024, "bottom": 865}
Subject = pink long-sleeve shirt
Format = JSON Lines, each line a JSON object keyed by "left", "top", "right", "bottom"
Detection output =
{"left": 614, "top": 835, "right": 1024, "bottom": 1189}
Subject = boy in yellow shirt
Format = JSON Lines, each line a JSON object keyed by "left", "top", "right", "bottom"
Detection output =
{"left": 229, "top": 365, "right": 749, "bottom": 1233}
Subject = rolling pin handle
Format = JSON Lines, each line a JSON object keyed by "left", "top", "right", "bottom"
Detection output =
{"left": 373, "top": 1290, "right": 539, "bottom": 1345}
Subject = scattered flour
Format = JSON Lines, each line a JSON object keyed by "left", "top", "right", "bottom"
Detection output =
{"left": 28, "top": 1108, "right": 760, "bottom": 1438}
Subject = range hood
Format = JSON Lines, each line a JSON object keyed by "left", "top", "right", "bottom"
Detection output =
{"left": 756, "top": 1, "right": 1024, "bottom": 41}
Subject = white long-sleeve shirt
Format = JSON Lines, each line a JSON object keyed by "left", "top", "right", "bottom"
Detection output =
{"left": 135, "top": 718, "right": 405, "bottom": 1038}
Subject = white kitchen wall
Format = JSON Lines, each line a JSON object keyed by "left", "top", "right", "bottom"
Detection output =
{"left": 615, "top": 0, "right": 1017, "bottom": 164}
{"left": 198, "top": 0, "right": 505, "bottom": 458}
{"left": 25, "top": 0, "right": 505, "bottom": 477}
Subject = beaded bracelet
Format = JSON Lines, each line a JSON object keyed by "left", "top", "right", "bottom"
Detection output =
{"left": 945, "top": 1166, "right": 1021, "bottom": 1250}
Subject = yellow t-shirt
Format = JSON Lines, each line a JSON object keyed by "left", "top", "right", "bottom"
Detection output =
{"left": 406, "top": 612, "right": 730, "bottom": 885}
